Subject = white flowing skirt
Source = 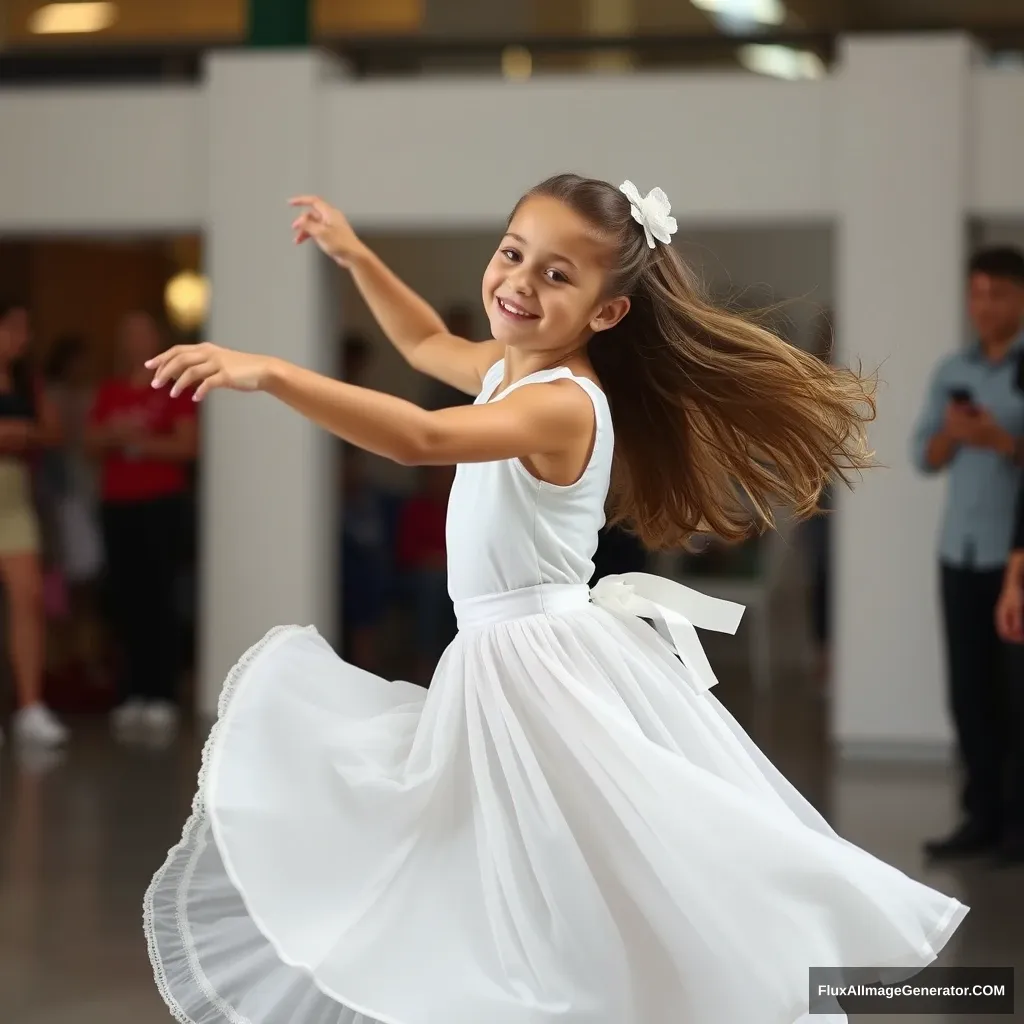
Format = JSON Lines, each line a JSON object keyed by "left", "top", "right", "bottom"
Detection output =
{"left": 145, "top": 585, "right": 967, "bottom": 1024}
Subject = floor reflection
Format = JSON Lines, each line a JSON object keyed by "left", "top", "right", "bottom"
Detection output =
{"left": 1, "top": 667, "right": 1019, "bottom": 1024}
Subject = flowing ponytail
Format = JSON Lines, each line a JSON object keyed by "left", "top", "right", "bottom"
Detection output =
{"left": 517, "top": 174, "right": 876, "bottom": 549}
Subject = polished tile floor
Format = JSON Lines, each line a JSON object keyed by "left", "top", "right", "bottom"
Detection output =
{"left": 0, "top": 670, "right": 1020, "bottom": 1024}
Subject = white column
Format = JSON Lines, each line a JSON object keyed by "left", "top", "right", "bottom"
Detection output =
{"left": 200, "top": 51, "right": 339, "bottom": 718}
{"left": 833, "top": 36, "right": 973, "bottom": 760}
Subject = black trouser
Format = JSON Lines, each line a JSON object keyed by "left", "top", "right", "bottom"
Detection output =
{"left": 102, "top": 495, "right": 184, "bottom": 705}
{"left": 941, "top": 564, "right": 1013, "bottom": 832}
{"left": 803, "top": 514, "right": 830, "bottom": 646}
{"left": 1003, "top": 642, "right": 1024, "bottom": 834}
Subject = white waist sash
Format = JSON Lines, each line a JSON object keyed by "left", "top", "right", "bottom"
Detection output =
{"left": 452, "top": 572, "right": 744, "bottom": 694}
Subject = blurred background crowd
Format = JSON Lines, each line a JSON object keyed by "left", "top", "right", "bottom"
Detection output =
{"left": 0, "top": 270, "right": 832, "bottom": 743}
{"left": 0, "top": 301, "right": 507, "bottom": 744}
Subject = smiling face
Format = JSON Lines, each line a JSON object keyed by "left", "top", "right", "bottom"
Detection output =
{"left": 482, "top": 195, "right": 630, "bottom": 353}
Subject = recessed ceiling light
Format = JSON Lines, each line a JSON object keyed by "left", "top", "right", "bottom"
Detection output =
{"left": 28, "top": 2, "right": 118, "bottom": 35}
{"left": 692, "top": 0, "right": 787, "bottom": 28}
{"left": 501, "top": 46, "right": 533, "bottom": 81}
{"left": 738, "top": 43, "right": 825, "bottom": 80}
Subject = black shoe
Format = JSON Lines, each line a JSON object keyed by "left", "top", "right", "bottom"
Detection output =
{"left": 924, "top": 820, "right": 1001, "bottom": 860}
{"left": 992, "top": 830, "right": 1024, "bottom": 867}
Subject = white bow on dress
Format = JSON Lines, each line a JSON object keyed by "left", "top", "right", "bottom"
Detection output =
{"left": 590, "top": 572, "right": 744, "bottom": 693}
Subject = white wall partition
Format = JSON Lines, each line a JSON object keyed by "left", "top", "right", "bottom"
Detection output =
{"left": 1, "top": 35, "right": 1022, "bottom": 749}
{"left": 0, "top": 87, "right": 204, "bottom": 232}
{"left": 322, "top": 75, "right": 832, "bottom": 228}
{"left": 971, "top": 70, "right": 1024, "bottom": 217}
{"left": 1, "top": 56, "right": 1021, "bottom": 232}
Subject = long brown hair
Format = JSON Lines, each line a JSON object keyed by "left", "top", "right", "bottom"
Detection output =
{"left": 515, "top": 174, "right": 875, "bottom": 549}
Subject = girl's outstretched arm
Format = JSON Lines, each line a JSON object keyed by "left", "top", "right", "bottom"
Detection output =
{"left": 146, "top": 344, "right": 593, "bottom": 470}
{"left": 290, "top": 196, "right": 502, "bottom": 396}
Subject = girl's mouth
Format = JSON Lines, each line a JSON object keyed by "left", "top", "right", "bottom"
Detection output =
{"left": 496, "top": 297, "right": 540, "bottom": 322}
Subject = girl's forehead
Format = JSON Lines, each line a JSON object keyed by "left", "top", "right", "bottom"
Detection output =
{"left": 507, "top": 196, "right": 611, "bottom": 262}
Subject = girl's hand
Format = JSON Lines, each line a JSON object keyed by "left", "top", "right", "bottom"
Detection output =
{"left": 289, "top": 195, "right": 366, "bottom": 267}
{"left": 146, "top": 343, "right": 275, "bottom": 402}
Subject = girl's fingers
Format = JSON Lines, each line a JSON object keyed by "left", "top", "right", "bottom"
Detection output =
{"left": 289, "top": 198, "right": 331, "bottom": 228}
{"left": 145, "top": 345, "right": 183, "bottom": 372}
{"left": 291, "top": 211, "right": 322, "bottom": 246}
{"left": 169, "top": 361, "right": 216, "bottom": 398}
{"left": 193, "top": 372, "right": 226, "bottom": 402}
{"left": 153, "top": 349, "right": 207, "bottom": 388}
{"left": 149, "top": 346, "right": 192, "bottom": 383}
{"left": 295, "top": 212, "right": 322, "bottom": 233}
{"left": 289, "top": 195, "right": 323, "bottom": 210}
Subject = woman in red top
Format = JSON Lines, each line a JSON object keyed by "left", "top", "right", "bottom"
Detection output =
{"left": 86, "top": 312, "right": 198, "bottom": 737}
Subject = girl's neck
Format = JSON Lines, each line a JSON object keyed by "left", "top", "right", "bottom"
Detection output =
{"left": 501, "top": 343, "right": 589, "bottom": 386}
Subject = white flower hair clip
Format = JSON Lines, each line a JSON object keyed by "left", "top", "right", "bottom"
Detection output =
{"left": 619, "top": 180, "right": 678, "bottom": 249}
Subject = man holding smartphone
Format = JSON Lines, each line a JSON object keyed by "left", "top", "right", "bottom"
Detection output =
{"left": 912, "top": 246, "right": 1024, "bottom": 863}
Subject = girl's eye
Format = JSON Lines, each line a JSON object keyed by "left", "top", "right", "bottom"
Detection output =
{"left": 547, "top": 269, "right": 569, "bottom": 284}
{"left": 502, "top": 249, "right": 520, "bottom": 262}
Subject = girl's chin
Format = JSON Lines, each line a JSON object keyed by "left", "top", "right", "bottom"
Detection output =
{"left": 489, "top": 318, "right": 545, "bottom": 344}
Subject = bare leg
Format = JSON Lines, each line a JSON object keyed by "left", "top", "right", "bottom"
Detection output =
{"left": 0, "top": 552, "right": 45, "bottom": 708}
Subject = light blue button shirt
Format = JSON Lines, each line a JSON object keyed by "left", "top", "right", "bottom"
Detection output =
{"left": 911, "top": 333, "right": 1024, "bottom": 569}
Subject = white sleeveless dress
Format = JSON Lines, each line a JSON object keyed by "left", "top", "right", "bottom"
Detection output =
{"left": 146, "top": 360, "right": 967, "bottom": 1024}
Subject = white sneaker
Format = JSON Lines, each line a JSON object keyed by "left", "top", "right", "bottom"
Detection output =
{"left": 13, "top": 703, "right": 69, "bottom": 746}
{"left": 111, "top": 698, "right": 148, "bottom": 734}
{"left": 143, "top": 700, "right": 180, "bottom": 735}
{"left": 14, "top": 742, "right": 65, "bottom": 775}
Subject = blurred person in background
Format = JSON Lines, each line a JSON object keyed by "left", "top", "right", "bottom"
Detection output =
{"left": 802, "top": 310, "right": 836, "bottom": 685}
{"left": 912, "top": 247, "right": 1024, "bottom": 860}
{"left": 337, "top": 335, "right": 393, "bottom": 669}
{"left": 0, "top": 302, "right": 66, "bottom": 746}
{"left": 340, "top": 332, "right": 371, "bottom": 385}
{"left": 991, "top": 476, "right": 1024, "bottom": 864}
{"left": 396, "top": 462, "right": 456, "bottom": 684}
{"left": 41, "top": 335, "right": 105, "bottom": 683}
{"left": 339, "top": 443, "right": 390, "bottom": 671}
{"left": 85, "top": 312, "right": 198, "bottom": 740}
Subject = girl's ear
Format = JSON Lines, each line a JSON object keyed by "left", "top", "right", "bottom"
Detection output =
{"left": 590, "top": 296, "right": 631, "bottom": 334}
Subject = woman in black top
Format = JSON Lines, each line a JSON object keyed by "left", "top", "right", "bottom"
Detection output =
{"left": 0, "top": 302, "right": 65, "bottom": 747}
